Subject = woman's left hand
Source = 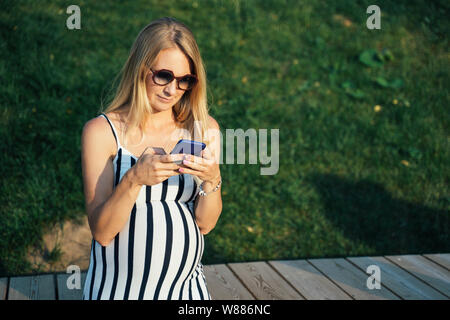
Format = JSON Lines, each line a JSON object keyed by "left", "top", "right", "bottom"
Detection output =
{"left": 179, "top": 146, "right": 220, "bottom": 183}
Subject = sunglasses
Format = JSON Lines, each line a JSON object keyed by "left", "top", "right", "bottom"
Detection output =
{"left": 150, "top": 68, "right": 198, "bottom": 91}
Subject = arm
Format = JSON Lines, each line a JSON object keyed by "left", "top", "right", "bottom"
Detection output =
{"left": 81, "top": 117, "right": 142, "bottom": 247}
{"left": 81, "top": 117, "right": 184, "bottom": 246}
{"left": 193, "top": 116, "right": 223, "bottom": 235}
{"left": 194, "top": 175, "right": 222, "bottom": 235}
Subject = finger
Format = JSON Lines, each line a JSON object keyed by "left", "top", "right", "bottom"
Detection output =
{"left": 157, "top": 169, "right": 182, "bottom": 177}
{"left": 201, "top": 148, "right": 217, "bottom": 165}
{"left": 178, "top": 166, "right": 200, "bottom": 176}
{"left": 181, "top": 159, "right": 207, "bottom": 173}
{"left": 201, "top": 147, "right": 212, "bottom": 160}
{"left": 156, "top": 162, "right": 183, "bottom": 170}
{"left": 159, "top": 153, "right": 185, "bottom": 163}
{"left": 187, "top": 154, "right": 215, "bottom": 167}
{"left": 184, "top": 154, "right": 206, "bottom": 165}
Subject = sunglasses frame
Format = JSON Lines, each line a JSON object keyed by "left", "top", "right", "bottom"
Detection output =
{"left": 150, "top": 68, "right": 198, "bottom": 91}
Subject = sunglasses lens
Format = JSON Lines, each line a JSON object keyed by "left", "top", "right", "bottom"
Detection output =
{"left": 179, "top": 76, "right": 197, "bottom": 90}
{"left": 152, "top": 69, "right": 197, "bottom": 90}
{"left": 154, "top": 70, "right": 173, "bottom": 85}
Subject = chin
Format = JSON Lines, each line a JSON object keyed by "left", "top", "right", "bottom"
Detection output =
{"left": 151, "top": 101, "right": 172, "bottom": 112}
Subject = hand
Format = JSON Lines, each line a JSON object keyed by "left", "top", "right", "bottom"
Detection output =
{"left": 179, "top": 146, "right": 221, "bottom": 184}
{"left": 131, "top": 147, "right": 185, "bottom": 186}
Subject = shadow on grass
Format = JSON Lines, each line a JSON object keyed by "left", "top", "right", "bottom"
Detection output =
{"left": 306, "top": 172, "right": 449, "bottom": 256}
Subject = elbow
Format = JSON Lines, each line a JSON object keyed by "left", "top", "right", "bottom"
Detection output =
{"left": 88, "top": 211, "right": 113, "bottom": 247}
{"left": 195, "top": 207, "right": 222, "bottom": 236}
{"left": 199, "top": 228, "right": 211, "bottom": 235}
{"left": 91, "top": 230, "right": 113, "bottom": 247}
{"left": 199, "top": 224, "right": 216, "bottom": 235}
{"left": 95, "top": 236, "right": 112, "bottom": 247}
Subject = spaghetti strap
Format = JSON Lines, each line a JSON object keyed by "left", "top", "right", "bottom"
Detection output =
{"left": 100, "top": 113, "right": 121, "bottom": 150}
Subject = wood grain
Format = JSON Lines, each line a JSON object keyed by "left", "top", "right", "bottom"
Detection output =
{"left": 56, "top": 271, "right": 87, "bottom": 300}
{"left": 0, "top": 278, "right": 7, "bottom": 300}
{"left": 204, "top": 264, "right": 254, "bottom": 300}
{"left": 8, "top": 274, "right": 55, "bottom": 300}
{"left": 384, "top": 255, "right": 450, "bottom": 298}
{"left": 423, "top": 253, "right": 450, "bottom": 271}
{"left": 269, "top": 260, "right": 352, "bottom": 300}
{"left": 308, "top": 258, "right": 399, "bottom": 300}
{"left": 227, "top": 262, "right": 303, "bottom": 300}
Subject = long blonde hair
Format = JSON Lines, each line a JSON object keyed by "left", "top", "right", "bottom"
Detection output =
{"left": 101, "top": 17, "right": 210, "bottom": 152}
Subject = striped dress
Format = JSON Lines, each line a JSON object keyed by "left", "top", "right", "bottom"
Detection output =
{"left": 82, "top": 113, "right": 211, "bottom": 300}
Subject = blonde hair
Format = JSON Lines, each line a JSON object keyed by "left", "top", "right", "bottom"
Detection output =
{"left": 101, "top": 17, "right": 211, "bottom": 154}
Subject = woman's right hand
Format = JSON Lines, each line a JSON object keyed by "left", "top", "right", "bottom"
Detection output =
{"left": 131, "top": 147, "right": 185, "bottom": 186}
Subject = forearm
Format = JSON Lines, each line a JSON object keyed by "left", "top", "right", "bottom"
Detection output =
{"left": 89, "top": 168, "right": 142, "bottom": 246}
{"left": 194, "top": 176, "right": 222, "bottom": 235}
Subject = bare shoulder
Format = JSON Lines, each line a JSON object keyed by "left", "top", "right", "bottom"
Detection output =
{"left": 82, "top": 115, "right": 110, "bottom": 140}
{"left": 81, "top": 114, "right": 116, "bottom": 158}
{"left": 207, "top": 115, "right": 220, "bottom": 131}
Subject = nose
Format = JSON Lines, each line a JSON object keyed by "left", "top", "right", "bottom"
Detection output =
{"left": 164, "top": 79, "right": 178, "bottom": 96}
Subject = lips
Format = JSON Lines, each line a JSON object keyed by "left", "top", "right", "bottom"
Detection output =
{"left": 157, "top": 95, "right": 172, "bottom": 102}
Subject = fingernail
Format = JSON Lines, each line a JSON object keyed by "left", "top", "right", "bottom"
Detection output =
{"left": 179, "top": 168, "right": 184, "bottom": 172}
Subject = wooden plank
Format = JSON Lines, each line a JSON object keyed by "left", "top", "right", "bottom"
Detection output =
{"left": 384, "top": 255, "right": 450, "bottom": 298}
{"left": 308, "top": 258, "right": 399, "bottom": 300}
{"left": 8, "top": 274, "right": 56, "bottom": 300}
{"left": 348, "top": 256, "right": 447, "bottom": 300}
{"left": 423, "top": 254, "right": 450, "bottom": 271}
{"left": 227, "top": 261, "right": 304, "bottom": 300}
{"left": 203, "top": 264, "right": 255, "bottom": 300}
{"left": 0, "top": 278, "right": 7, "bottom": 300}
{"left": 56, "top": 272, "right": 87, "bottom": 300}
{"left": 268, "top": 260, "right": 352, "bottom": 300}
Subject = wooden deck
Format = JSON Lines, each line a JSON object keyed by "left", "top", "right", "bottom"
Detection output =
{"left": 1, "top": 253, "right": 449, "bottom": 300}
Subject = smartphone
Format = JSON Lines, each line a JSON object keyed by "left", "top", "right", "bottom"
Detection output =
{"left": 170, "top": 139, "right": 206, "bottom": 164}
{"left": 151, "top": 147, "right": 167, "bottom": 155}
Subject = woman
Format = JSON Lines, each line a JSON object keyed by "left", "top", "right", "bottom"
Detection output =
{"left": 81, "top": 17, "right": 222, "bottom": 300}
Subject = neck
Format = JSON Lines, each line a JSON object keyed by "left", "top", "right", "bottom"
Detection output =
{"left": 144, "top": 108, "right": 178, "bottom": 131}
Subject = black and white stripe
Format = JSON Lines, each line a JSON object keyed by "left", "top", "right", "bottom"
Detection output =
{"left": 82, "top": 113, "right": 210, "bottom": 300}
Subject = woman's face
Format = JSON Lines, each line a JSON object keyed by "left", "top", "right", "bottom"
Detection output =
{"left": 145, "top": 47, "right": 192, "bottom": 113}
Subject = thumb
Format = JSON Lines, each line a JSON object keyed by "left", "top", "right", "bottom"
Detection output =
{"left": 202, "top": 146, "right": 212, "bottom": 159}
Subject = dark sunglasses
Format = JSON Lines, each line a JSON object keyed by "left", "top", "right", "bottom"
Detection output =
{"left": 150, "top": 68, "right": 198, "bottom": 91}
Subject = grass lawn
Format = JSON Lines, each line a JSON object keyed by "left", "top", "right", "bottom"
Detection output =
{"left": 0, "top": 0, "right": 448, "bottom": 276}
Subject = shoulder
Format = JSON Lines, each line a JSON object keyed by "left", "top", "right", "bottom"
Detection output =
{"left": 82, "top": 114, "right": 110, "bottom": 137}
{"left": 207, "top": 115, "right": 220, "bottom": 131}
{"left": 81, "top": 114, "right": 116, "bottom": 156}
{"left": 83, "top": 112, "right": 124, "bottom": 135}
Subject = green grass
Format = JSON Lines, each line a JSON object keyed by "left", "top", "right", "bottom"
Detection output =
{"left": 0, "top": 0, "right": 448, "bottom": 276}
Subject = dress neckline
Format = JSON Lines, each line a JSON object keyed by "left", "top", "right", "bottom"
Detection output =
{"left": 115, "top": 146, "right": 139, "bottom": 161}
